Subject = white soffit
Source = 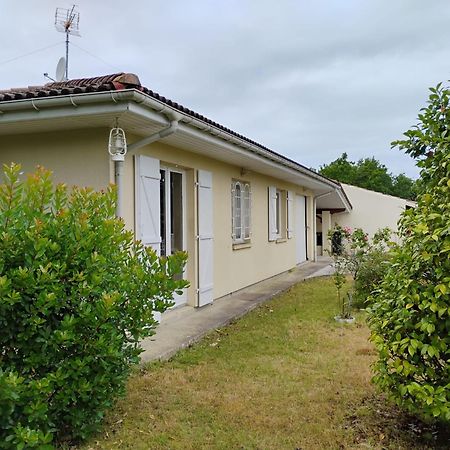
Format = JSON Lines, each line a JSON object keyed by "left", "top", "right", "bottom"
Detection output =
{"left": 317, "top": 191, "right": 346, "bottom": 210}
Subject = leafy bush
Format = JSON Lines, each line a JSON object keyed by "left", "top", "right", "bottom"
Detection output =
{"left": 353, "top": 248, "right": 392, "bottom": 308}
{"left": 368, "top": 83, "right": 450, "bottom": 422}
{"left": 328, "top": 226, "right": 392, "bottom": 311}
{"left": 0, "top": 164, "right": 188, "bottom": 448}
{"left": 351, "top": 228, "right": 393, "bottom": 308}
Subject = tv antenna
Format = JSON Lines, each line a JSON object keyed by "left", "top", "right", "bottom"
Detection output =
{"left": 54, "top": 4, "right": 80, "bottom": 80}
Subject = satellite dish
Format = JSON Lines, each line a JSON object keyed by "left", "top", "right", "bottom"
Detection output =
{"left": 55, "top": 57, "right": 66, "bottom": 82}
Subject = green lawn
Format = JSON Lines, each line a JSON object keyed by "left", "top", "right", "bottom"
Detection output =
{"left": 82, "top": 277, "right": 447, "bottom": 450}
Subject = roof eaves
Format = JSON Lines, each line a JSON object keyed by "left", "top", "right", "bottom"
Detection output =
{"left": 335, "top": 182, "right": 353, "bottom": 210}
{"left": 0, "top": 72, "right": 340, "bottom": 191}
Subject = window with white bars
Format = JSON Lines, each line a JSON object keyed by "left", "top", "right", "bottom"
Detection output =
{"left": 232, "top": 180, "right": 251, "bottom": 243}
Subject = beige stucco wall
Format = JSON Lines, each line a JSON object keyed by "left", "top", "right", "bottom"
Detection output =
{"left": 1, "top": 129, "right": 110, "bottom": 190}
{"left": 0, "top": 128, "right": 315, "bottom": 305}
{"left": 333, "top": 183, "right": 414, "bottom": 240}
{"left": 126, "top": 141, "right": 314, "bottom": 303}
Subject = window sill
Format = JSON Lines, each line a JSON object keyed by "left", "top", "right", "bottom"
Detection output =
{"left": 276, "top": 238, "right": 287, "bottom": 244}
{"left": 232, "top": 242, "right": 252, "bottom": 250}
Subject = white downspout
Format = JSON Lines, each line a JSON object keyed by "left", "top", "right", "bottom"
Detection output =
{"left": 115, "top": 159, "right": 124, "bottom": 218}
{"left": 127, "top": 112, "right": 183, "bottom": 155}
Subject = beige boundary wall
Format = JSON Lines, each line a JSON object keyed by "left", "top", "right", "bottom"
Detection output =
{"left": 1, "top": 129, "right": 315, "bottom": 306}
{"left": 332, "top": 183, "right": 416, "bottom": 240}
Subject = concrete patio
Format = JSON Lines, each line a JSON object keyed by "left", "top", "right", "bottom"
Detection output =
{"left": 140, "top": 258, "right": 334, "bottom": 363}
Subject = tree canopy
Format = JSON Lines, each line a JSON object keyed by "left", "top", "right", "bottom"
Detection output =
{"left": 318, "top": 153, "right": 417, "bottom": 200}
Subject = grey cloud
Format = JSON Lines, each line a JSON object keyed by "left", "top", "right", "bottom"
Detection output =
{"left": 2, "top": 0, "right": 450, "bottom": 178}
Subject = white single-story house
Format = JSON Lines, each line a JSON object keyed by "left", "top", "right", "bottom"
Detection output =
{"left": 0, "top": 73, "right": 412, "bottom": 308}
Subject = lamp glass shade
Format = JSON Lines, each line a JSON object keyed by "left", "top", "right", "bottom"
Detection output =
{"left": 108, "top": 127, "right": 127, "bottom": 160}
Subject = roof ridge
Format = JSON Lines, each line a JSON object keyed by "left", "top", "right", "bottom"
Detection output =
{"left": 1, "top": 73, "right": 145, "bottom": 94}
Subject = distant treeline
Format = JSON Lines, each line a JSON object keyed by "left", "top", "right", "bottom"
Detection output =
{"left": 319, "top": 153, "right": 418, "bottom": 200}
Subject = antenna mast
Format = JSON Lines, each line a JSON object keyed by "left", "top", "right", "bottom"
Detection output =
{"left": 55, "top": 5, "right": 80, "bottom": 80}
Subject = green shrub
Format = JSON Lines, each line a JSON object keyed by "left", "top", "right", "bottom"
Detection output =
{"left": 353, "top": 249, "right": 392, "bottom": 308}
{"left": 328, "top": 226, "right": 392, "bottom": 312}
{"left": 353, "top": 228, "right": 394, "bottom": 308}
{"left": 368, "top": 83, "right": 450, "bottom": 422}
{"left": 0, "top": 164, "right": 188, "bottom": 448}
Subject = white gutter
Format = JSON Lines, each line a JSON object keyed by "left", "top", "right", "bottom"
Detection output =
{"left": 0, "top": 88, "right": 351, "bottom": 207}
{"left": 0, "top": 89, "right": 339, "bottom": 191}
{"left": 0, "top": 90, "right": 134, "bottom": 112}
{"left": 0, "top": 89, "right": 355, "bottom": 227}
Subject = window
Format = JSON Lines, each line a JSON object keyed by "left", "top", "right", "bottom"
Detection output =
{"left": 268, "top": 187, "right": 293, "bottom": 241}
{"left": 232, "top": 180, "right": 251, "bottom": 243}
{"left": 160, "top": 168, "right": 184, "bottom": 257}
{"left": 275, "top": 191, "right": 281, "bottom": 236}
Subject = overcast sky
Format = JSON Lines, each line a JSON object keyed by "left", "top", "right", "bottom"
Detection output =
{"left": 2, "top": 1, "right": 450, "bottom": 178}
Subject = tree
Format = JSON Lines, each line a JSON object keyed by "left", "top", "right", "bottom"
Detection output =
{"left": 318, "top": 152, "right": 356, "bottom": 185}
{"left": 368, "top": 82, "right": 450, "bottom": 422}
{"left": 352, "top": 157, "right": 393, "bottom": 194}
{"left": 391, "top": 173, "right": 417, "bottom": 200}
{"left": 319, "top": 153, "right": 417, "bottom": 200}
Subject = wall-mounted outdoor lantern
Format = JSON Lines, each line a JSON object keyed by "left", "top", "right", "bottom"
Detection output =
{"left": 108, "top": 125, "right": 127, "bottom": 218}
{"left": 108, "top": 126, "right": 127, "bottom": 161}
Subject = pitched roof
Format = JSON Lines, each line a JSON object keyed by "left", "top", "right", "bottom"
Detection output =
{"left": 0, "top": 72, "right": 304, "bottom": 169}
{"left": 0, "top": 72, "right": 346, "bottom": 197}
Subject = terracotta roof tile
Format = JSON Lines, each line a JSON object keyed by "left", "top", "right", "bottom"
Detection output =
{"left": 0, "top": 73, "right": 133, "bottom": 102}
{"left": 46, "top": 73, "right": 123, "bottom": 88}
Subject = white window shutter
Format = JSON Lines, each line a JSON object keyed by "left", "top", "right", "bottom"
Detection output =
{"left": 248, "top": 184, "right": 252, "bottom": 237}
{"left": 287, "top": 190, "right": 294, "bottom": 239}
{"left": 268, "top": 186, "right": 277, "bottom": 241}
{"left": 197, "top": 170, "right": 214, "bottom": 306}
{"left": 135, "top": 155, "right": 161, "bottom": 255}
{"left": 234, "top": 182, "right": 242, "bottom": 240}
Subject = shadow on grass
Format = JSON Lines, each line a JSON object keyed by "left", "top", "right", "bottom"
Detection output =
{"left": 346, "top": 393, "right": 450, "bottom": 449}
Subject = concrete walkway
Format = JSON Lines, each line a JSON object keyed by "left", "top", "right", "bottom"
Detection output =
{"left": 140, "top": 258, "right": 334, "bottom": 363}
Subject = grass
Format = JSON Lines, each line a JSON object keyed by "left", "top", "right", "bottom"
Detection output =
{"left": 81, "top": 277, "right": 449, "bottom": 450}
